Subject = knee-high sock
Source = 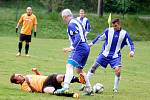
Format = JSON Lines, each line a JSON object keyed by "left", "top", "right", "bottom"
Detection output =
{"left": 87, "top": 61, "right": 100, "bottom": 79}
{"left": 18, "top": 42, "right": 22, "bottom": 53}
{"left": 25, "top": 43, "right": 29, "bottom": 54}
{"left": 114, "top": 75, "right": 120, "bottom": 90}
{"left": 63, "top": 67, "right": 73, "bottom": 89}
{"left": 83, "top": 73, "right": 92, "bottom": 92}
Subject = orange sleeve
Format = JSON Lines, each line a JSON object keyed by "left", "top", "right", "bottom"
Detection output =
{"left": 34, "top": 16, "right": 37, "bottom": 25}
{"left": 18, "top": 15, "right": 23, "bottom": 24}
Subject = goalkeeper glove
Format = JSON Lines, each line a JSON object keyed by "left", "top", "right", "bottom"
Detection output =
{"left": 34, "top": 32, "right": 36, "bottom": 37}
{"left": 16, "top": 28, "right": 18, "bottom": 33}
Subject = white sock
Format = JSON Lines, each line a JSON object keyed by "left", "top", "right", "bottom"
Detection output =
{"left": 63, "top": 67, "right": 73, "bottom": 89}
{"left": 114, "top": 75, "right": 120, "bottom": 90}
{"left": 83, "top": 72, "right": 93, "bottom": 92}
{"left": 87, "top": 71, "right": 94, "bottom": 79}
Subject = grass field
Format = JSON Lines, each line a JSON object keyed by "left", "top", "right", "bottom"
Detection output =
{"left": 0, "top": 36, "right": 150, "bottom": 100}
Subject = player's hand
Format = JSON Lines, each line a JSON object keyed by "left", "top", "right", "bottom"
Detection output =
{"left": 32, "top": 68, "right": 38, "bottom": 72}
{"left": 16, "top": 27, "right": 18, "bottom": 33}
{"left": 129, "top": 51, "right": 134, "bottom": 57}
{"left": 63, "top": 47, "right": 73, "bottom": 52}
{"left": 88, "top": 42, "right": 93, "bottom": 47}
{"left": 34, "top": 32, "right": 36, "bottom": 37}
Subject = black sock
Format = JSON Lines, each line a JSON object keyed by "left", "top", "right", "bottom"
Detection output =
{"left": 25, "top": 43, "right": 29, "bottom": 54}
{"left": 70, "top": 76, "right": 80, "bottom": 83}
{"left": 54, "top": 92, "right": 74, "bottom": 97}
{"left": 18, "top": 42, "right": 22, "bottom": 53}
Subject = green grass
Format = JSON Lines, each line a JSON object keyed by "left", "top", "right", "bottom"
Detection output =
{"left": 0, "top": 36, "right": 150, "bottom": 100}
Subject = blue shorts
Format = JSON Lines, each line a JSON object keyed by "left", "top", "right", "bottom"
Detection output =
{"left": 96, "top": 54, "right": 121, "bottom": 69}
{"left": 67, "top": 45, "right": 90, "bottom": 69}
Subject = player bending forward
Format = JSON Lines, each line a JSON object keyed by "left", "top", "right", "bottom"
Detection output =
{"left": 85, "top": 18, "right": 135, "bottom": 93}
{"left": 54, "top": 9, "right": 91, "bottom": 95}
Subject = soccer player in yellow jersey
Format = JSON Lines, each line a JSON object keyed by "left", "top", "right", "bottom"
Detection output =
{"left": 10, "top": 68, "right": 83, "bottom": 98}
{"left": 16, "top": 7, "right": 37, "bottom": 57}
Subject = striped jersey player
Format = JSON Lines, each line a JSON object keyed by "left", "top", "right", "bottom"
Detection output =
{"left": 76, "top": 9, "right": 91, "bottom": 37}
{"left": 86, "top": 18, "right": 135, "bottom": 93}
{"left": 55, "top": 9, "right": 90, "bottom": 95}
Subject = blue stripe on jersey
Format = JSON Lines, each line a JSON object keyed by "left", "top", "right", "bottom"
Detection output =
{"left": 85, "top": 20, "right": 91, "bottom": 32}
{"left": 77, "top": 17, "right": 91, "bottom": 33}
{"left": 107, "top": 30, "right": 120, "bottom": 58}
{"left": 68, "top": 18, "right": 86, "bottom": 48}
{"left": 92, "top": 28, "right": 135, "bottom": 58}
{"left": 125, "top": 33, "right": 135, "bottom": 51}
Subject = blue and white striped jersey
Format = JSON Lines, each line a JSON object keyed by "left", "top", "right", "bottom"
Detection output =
{"left": 67, "top": 18, "right": 87, "bottom": 49}
{"left": 76, "top": 17, "right": 91, "bottom": 36}
{"left": 92, "top": 28, "right": 135, "bottom": 58}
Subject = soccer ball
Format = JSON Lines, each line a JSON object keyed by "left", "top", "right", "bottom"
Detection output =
{"left": 93, "top": 83, "right": 104, "bottom": 93}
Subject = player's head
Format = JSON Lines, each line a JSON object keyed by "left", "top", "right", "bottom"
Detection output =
{"left": 26, "top": 7, "right": 32, "bottom": 16}
{"left": 112, "top": 18, "right": 121, "bottom": 31}
{"left": 61, "top": 9, "right": 73, "bottom": 23}
{"left": 56, "top": 74, "right": 65, "bottom": 83}
{"left": 10, "top": 74, "right": 25, "bottom": 84}
{"left": 79, "top": 9, "right": 85, "bottom": 18}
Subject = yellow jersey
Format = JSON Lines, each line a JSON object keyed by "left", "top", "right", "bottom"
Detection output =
{"left": 18, "top": 13, "right": 37, "bottom": 35}
{"left": 21, "top": 75, "right": 48, "bottom": 92}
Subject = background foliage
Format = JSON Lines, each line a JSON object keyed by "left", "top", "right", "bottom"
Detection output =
{"left": 0, "top": 0, "right": 149, "bottom": 40}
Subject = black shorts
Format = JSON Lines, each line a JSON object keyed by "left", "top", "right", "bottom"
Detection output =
{"left": 19, "top": 33, "right": 31, "bottom": 42}
{"left": 42, "top": 74, "right": 62, "bottom": 93}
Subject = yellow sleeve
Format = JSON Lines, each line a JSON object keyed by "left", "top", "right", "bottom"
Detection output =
{"left": 21, "top": 82, "right": 31, "bottom": 92}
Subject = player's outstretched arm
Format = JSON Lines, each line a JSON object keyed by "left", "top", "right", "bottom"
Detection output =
{"left": 32, "top": 68, "right": 41, "bottom": 75}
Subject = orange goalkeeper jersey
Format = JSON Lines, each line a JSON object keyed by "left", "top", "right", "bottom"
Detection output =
{"left": 18, "top": 13, "right": 37, "bottom": 35}
{"left": 21, "top": 75, "right": 48, "bottom": 92}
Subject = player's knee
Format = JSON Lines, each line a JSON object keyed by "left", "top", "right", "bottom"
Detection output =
{"left": 43, "top": 87, "right": 55, "bottom": 94}
{"left": 115, "top": 67, "right": 121, "bottom": 76}
{"left": 76, "top": 68, "right": 82, "bottom": 74}
{"left": 90, "top": 63, "right": 99, "bottom": 73}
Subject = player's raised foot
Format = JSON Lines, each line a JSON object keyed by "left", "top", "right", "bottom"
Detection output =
{"left": 73, "top": 93, "right": 80, "bottom": 99}
{"left": 113, "top": 88, "right": 118, "bottom": 94}
{"left": 79, "top": 73, "right": 86, "bottom": 84}
{"left": 54, "top": 88, "right": 69, "bottom": 94}
{"left": 25, "top": 54, "right": 30, "bottom": 57}
{"left": 79, "top": 85, "right": 85, "bottom": 91}
{"left": 16, "top": 52, "right": 21, "bottom": 56}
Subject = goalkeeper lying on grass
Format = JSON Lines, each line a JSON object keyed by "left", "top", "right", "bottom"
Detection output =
{"left": 10, "top": 68, "right": 85, "bottom": 99}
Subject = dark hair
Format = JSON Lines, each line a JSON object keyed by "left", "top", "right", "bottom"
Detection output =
{"left": 112, "top": 18, "right": 120, "bottom": 24}
{"left": 10, "top": 74, "right": 17, "bottom": 84}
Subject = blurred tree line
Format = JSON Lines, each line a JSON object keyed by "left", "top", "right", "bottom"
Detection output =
{"left": 0, "top": 0, "right": 149, "bottom": 14}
